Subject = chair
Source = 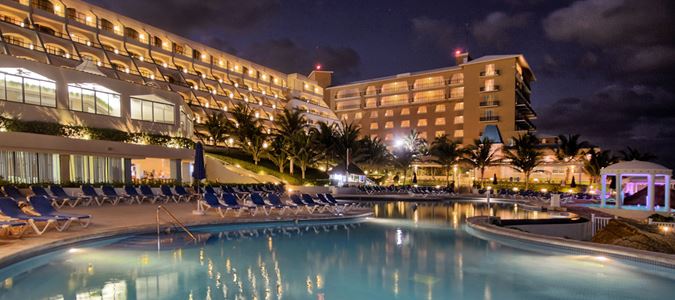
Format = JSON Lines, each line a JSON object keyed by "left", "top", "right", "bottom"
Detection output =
{"left": 101, "top": 185, "right": 127, "bottom": 205}
{"left": 123, "top": 185, "right": 145, "bottom": 204}
{"left": 200, "top": 193, "right": 227, "bottom": 217}
{"left": 302, "top": 194, "right": 329, "bottom": 213}
{"left": 2, "top": 185, "right": 25, "bottom": 201}
{"left": 174, "top": 186, "right": 195, "bottom": 202}
{"left": 28, "top": 195, "right": 91, "bottom": 229}
{"left": 289, "top": 194, "right": 318, "bottom": 214}
{"left": 221, "top": 193, "right": 255, "bottom": 216}
{"left": 31, "top": 185, "right": 68, "bottom": 209}
{"left": 140, "top": 185, "right": 164, "bottom": 203}
{"left": 160, "top": 185, "right": 180, "bottom": 203}
{"left": 81, "top": 184, "right": 110, "bottom": 206}
{"left": 0, "top": 197, "right": 66, "bottom": 235}
{"left": 266, "top": 193, "right": 295, "bottom": 214}
{"left": 317, "top": 193, "right": 348, "bottom": 213}
{"left": 324, "top": 193, "right": 354, "bottom": 209}
{"left": 249, "top": 192, "right": 275, "bottom": 216}
{"left": 50, "top": 185, "right": 88, "bottom": 207}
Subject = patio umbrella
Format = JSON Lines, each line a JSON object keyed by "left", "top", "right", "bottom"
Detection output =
{"left": 570, "top": 176, "right": 577, "bottom": 188}
{"left": 192, "top": 142, "right": 206, "bottom": 214}
{"left": 412, "top": 172, "right": 417, "bottom": 184}
{"left": 492, "top": 174, "right": 498, "bottom": 185}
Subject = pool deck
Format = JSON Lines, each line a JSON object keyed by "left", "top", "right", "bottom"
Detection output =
{"left": 0, "top": 203, "right": 372, "bottom": 268}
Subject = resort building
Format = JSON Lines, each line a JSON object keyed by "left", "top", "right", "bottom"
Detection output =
{"left": 0, "top": 0, "right": 337, "bottom": 184}
{"left": 324, "top": 52, "right": 536, "bottom": 146}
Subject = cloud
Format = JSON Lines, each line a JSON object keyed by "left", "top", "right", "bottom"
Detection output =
{"left": 472, "top": 12, "right": 531, "bottom": 48}
{"left": 87, "top": 0, "right": 280, "bottom": 35}
{"left": 536, "top": 84, "right": 675, "bottom": 166}
{"left": 411, "top": 16, "right": 463, "bottom": 51}
{"left": 241, "top": 39, "right": 361, "bottom": 82}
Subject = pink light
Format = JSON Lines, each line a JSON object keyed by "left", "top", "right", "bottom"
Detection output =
{"left": 315, "top": 64, "right": 322, "bottom": 70}
{"left": 454, "top": 50, "right": 462, "bottom": 56}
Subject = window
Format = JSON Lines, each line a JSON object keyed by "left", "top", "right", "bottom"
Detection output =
{"left": 483, "top": 79, "right": 495, "bottom": 91}
{"left": 385, "top": 109, "right": 393, "bottom": 117}
{"left": 435, "top": 118, "right": 446, "bottom": 125}
{"left": 70, "top": 155, "right": 124, "bottom": 183}
{"left": 370, "top": 111, "right": 378, "bottom": 118}
{"left": 68, "top": 83, "right": 120, "bottom": 117}
{"left": 385, "top": 133, "right": 393, "bottom": 141}
{"left": 365, "top": 98, "right": 377, "bottom": 108}
{"left": 370, "top": 122, "right": 379, "bottom": 130}
{"left": 454, "top": 116, "right": 464, "bottom": 124}
{"left": 354, "top": 112, "right": 362, "bottom": 119}
{"left": 131, "top": 98, "right": 173, "bottom": 123}
{"left": 450, "top": 87, "right": 464, "bottom": 98}
{"left": 341, "top": 114, "right": 349, "bottom": 121}
{"left": 454, "top": 102, "right": 464, "bottom": 111}
{"left": 417, "top": 119, "right": 427, "bottom": 127}
{"left": 417, "top": 106, "right": 427, "bottom": 113}
{"left": 454, "top": 130, "right": 464, "bottom": 138}
{"left": 435, "top": 131, "right": 445, "bottom": 138}
{"left": 401, "top": 108, "right": 410, "bottom": 115}
{"left": 0, "top": 69, "right": 56, "bottom": 107}
{"left": 0, "top": 151, "right": 60, "bottom": 184}
{"left": 419, "top": 132, "right": 427, "bottom": 139}
{"left": 484, "top": 64, "right": 497, "bottom": 76}
{"left": 385, "top": 121, "right": 393, "bottom": 129}
{"left": 435, "top": 104, "right": 446, "bottom": 112}
{"left": 401, "top": 120, "right": 410, "bottom": 128}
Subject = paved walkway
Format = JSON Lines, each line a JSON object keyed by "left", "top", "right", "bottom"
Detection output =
{"left": 0, "top": 202, "right": 371, "bottom": 266}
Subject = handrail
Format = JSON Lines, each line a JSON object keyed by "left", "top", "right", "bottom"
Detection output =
{"left": 156, "top": 205, "right": 197, "bottom": 250}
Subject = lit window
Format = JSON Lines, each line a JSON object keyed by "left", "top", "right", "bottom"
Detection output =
{"left": 417, "top": 106, "right": 427, "bottom": 114}
{"left": 401, "top": 108, "right": 410, "bottom": 115}
{"left": 0, "top": 68, "right": 56, "bottom": 107}
{"left": 485, "top": 64, "right": 496, "bottom": 76}
{"left": 454, "top": 130, "right": 464, "bottom": 138}
{"left": 419, "top": 132, "right": 427, "bottom": 139}
{"left": 450, "top": 87, "right": 464, "bottom": 98}
{"left": 435, "top": 104, "right": 446, "bottom": 112}
{"left": 483, "top": 79, "right": 495, "bottom": 91}
{"left": 454, "top": 116, "right": 464, "bottom": 124}
{"left": 341, "top": 114, "right": 349, "bottom": 121}
{"left": 401, "top": 120, "right": 410, "bottom": 128}
{"left": 435, "top": 118, "right": 446, "bottom": 125}
{"left": 370, "top": 111, "right": 378, "bottom": 118}
{"left": 385, "top": 133, "right": 393, "bottom": 141}
{"left": 385, "top": 109, "right": 393, "bottom": 117}
{"left": 354, "top": 112, "right": 362, "bottom": 119}
{"left": 385, "top": 121, "right": 393, "bottom": 129}
{"left": 68, "top": 83, "right": 120, "bottom": 117}
{"left": 130, "top": 97, "right": 175, "bottom": 124}
{"left": 455, "top": 102, "right": 464, "bottom": 111}
{"left": 435, "top": 131, "right": 445, "bottom": 137}
{"left": 417, "top": 119, "right": 427, "bottom": 127}
{"left": 370, "top": 122, "right": 379, "bottom": 130}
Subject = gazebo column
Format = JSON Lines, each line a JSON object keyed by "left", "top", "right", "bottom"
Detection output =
{"left": 615, "top": 174, "right": 622, "bottom": 209}
{"left": 600, "top": 174, "right": 607, "bottom": 207}
{"left": 664, "top": 175, "right": 671, "bottom": 213}
{"left": 647, "top": 174, "right": 655, "bottom": 211}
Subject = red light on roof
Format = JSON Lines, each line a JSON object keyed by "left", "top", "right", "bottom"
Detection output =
{"left": 315, "top": 64, "right": 322, "bottom": 70}
{"left": 454, "top": 50, "right": 462, "bottom": 56}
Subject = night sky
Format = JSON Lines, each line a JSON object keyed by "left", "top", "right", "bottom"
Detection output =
{"left": 88, "top": 0, "right": 675, "bottom": 167}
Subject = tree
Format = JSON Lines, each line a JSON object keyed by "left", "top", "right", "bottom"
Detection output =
{"left": 504, "top": 133, "right": 543, "bottom": 191}
{"left": 392, "top": 130, "right": 427, "bottom": 185}
{"left": 553, "top": 134, "right": 591, "bottom": 184}
{"left": 358, "top": 135, "right": 392, "bottom": 171}
{"left": 583, "top": 149, "right": 618, "bottom": 184}
{"left": 333, "top": 121, "right": 364, "bottom": 163}
{"left": 465, "top": 137, "right": 500, "bottom": 187}
{"left": 293, "top": 132, "right": 321, "bottom": 180}
{"left": 430, "top": 134, "right": 464, "bottom": 186}
{"left": 273, "top": 108, "right": 308, "bottom": 173}
{"left": 197, "top": 112, "right": 228, "bottom": 145}
{"left": 267, "top": 135, "right": 288, "bottom": 173}
{"left": 311, "top": 122, "right": 338, "bottom": 171}
{"left": 224, "top": 103, "right": 267, "bottom": 164}
{"left": 619, "top": 146, "right": 656, "bottom": 161}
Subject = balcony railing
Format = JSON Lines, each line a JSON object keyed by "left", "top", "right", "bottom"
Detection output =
{"left": 448, "top": 79, "right": 464, "bottom": 85}
{"left": 479, "top": 100, "right": 500, "bottom": 107}
{"left": 480, "top": 70, "right": 500, "bottom": 77}
{"left": 480, "top": 116, "right": 500, "bottom": 122}
{"left": 480, "top": 85, "right": 500, "bottom": 92}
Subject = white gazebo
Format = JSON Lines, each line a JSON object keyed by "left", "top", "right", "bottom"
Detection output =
{"left": 600, "top": 161, "right": 672, "bottom": 212}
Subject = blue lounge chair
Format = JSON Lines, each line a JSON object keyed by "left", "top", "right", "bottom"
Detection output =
{"left": 2, "top": 185, "right": 25, "bottom": 201}
{"left": 81, "top": 184, "right": 109, "bottom": 206}
{"left": 31, "top": 185, "right": 66, "bottom": 208}
{"left": 201, "top": 193, "right": 227, "bottom": 217}
{"left": 265, "top": 193, "right": 295, "bottom": 214}
{"left": 100, "top": 185, "right": 125, "bottom": 205}
{"left": 49, "top": 185, "right": 88, "bottom": 207}
{"left": 160, "top": 185, "right": 181, "bottom": 203}
{"left": 221, "top": 193, "right": 255, "bottom": 216}
{"left": 0, "top": 197, "right": 66, "bottom": 235}
{"left": 289, "top": 194, "right": 318, "bottom": 214}
{"left": 250, "top": 192, "right": 276, "bottom": 216}
{"left": 140, "top": 185, "right": 163, "bottom": 203}
{"left": 28, "top": 195, "right": 91, "bottom": 229}
{"left": 123, "top": 185, "right": 145, "bottom": 204}
{"left": 174, "top": 186, "right": 195, "bottom": 202}
{"left": 302, "top": 194, "right": 329, "bottom": 213}
{"left": 317, "top": 193, "right": 347, "bottom": 214}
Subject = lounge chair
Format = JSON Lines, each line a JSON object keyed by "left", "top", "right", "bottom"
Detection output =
{"left": 81, "top": 184, "right": 111, "bottom": 206}
{"left": 221, "top": 193, "right": 255, "bottom": 216}
{"left": 249, "top": 192, "right": 277, "bottom": 216}
{"left": 0, "top": 197, "right": 66, "bottom": 234}
{"left": 31, "top": 185, "right": 69, "bottom": 208}
{"left": 2, "top": 185, "right": 25, "bottom": 201}
{"left": 174, "top": 186, "right": 195, "bottom": 202}
{"left": 101, "top": 185, "right": 127, "bottom": 205}
{"left": 266, "top": 193, "right": 295, "bottom": 214}
{"left": 200, "top": 193, "right": 228, "bottom": 217}
{"left": 123, "top": 185, "right": 145, "bottom": 204}
{"left": 49, "top": 185, "right": 88, "bottom": 207}
{"left": 289, "top": 194, "right": 319, "bottom": 214}
{"left": 28, "top": 195, "right": 91, "bottom": 228}
{"left": 140, "top": 185, "right": 164, "bottom": 203}
{"left": 160, "top": 185, "right": 181, "bottom": 203}
{"left": 302, "top": 194, "right": 330, "bottom": 213}
{"left": 317, "top": 193, "right": 348, "bottom": 213}
{"left": 324, "top": 193, "right": 355, "bottom": 209}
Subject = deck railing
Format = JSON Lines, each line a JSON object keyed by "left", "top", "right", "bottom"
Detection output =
{"left": 591, "top": 214, "right": 616, "bottom": 236}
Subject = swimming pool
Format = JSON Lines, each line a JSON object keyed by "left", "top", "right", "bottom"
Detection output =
{"left": 0, "top": 202, "right": 673, "bottom": 299}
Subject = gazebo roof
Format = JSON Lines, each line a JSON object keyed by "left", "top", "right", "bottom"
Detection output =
{"left": 601, "top": 160, "right": 672, "bottom": 176}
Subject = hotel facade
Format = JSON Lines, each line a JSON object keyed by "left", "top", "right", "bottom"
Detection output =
{"left": 0, "top": 0, "right": 562, "bottom": 186}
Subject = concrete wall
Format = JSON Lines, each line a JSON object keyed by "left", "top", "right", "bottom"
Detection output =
{"left": 506, "top": 222, "right": 592, "bottom": 241}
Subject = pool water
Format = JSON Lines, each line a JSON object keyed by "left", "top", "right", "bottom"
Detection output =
{"left": 0, "top": 201, "right": 673, "bottom": 300}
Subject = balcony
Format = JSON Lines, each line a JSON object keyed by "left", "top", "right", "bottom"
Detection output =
{"left": 479, "top": 100, "right": 500, "bottom": 107}
{"left": 480, "top": 85, "right": 500, "bottom": 92}
{"left": 480, "top": 70, "right": 500, "bottom": 77}
{"left": 336, "top": 104, "right": 360, "bottom": 111}
{"left": 480, "top": 116, "right": 500, "bottom": 122}
{"left": 448, "top": 79, "right": 464, "bottom": 85}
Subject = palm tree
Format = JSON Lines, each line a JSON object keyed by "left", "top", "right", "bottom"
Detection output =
{"left": 583, "top": 149, "right": 618, "bottom": 185}
{"left": 333, "top": 121, "right": 363, "bottom": 163}
{"left": 553, "top": 134, "right": 591, "bottom": 184}
{"left": 392, "top": 130, "right": 427, "bottom": 185}
{"left": 293, "top": 132, "right": 320, "bottom": 180}
{"left": 267, "top": 135, "right": 288, "bottom": 173}
{"left": 358, "top": 135, "right": 391, "bottom": 172}
{"left": 224, "top": 103, "right": 267, "bottom": 164}
{"left": 430, "top": 134, "right": 464, "bottom": 186}
{"left": 311, "top": 122, "right": 338, "bottom": 171}
{"left": 504, "top": 133, "right": 543, "bottom": 191}
{"left": 273, "top": 108, "right": 308, "bottom": 174}
{"left": 619, "top": 146, "right": 656, "bottom": 161}
{"left": 465, "top": 137, "right": 500, "bottom": 187}
{"left": 197, "top": 112, "right": 228, "bottom": 145}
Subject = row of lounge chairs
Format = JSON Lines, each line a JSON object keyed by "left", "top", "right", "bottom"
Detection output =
{"left": 358, "top": 185, "right": 455, "bottom": 195}
{"left": 0, "top": 195, "right": 91, "bottom": 237}
{"left": 201, "top": 192, "right": 352, "bottom": 217}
